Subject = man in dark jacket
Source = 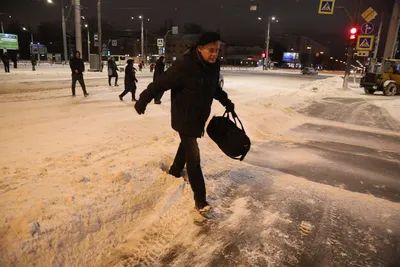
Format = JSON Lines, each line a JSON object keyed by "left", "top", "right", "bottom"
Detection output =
{"left": 153, "top": 56, "right": 165, "bottom": 104}
{"left": 134, "top": 32, "right": 235, "bottom": 215}
{"left": 108, "top": 57, "right": 119, "bottom": 86}
{"left": 69, "top": 51, "right": 89, "bottom": 97}
{"left": 2, "top": 53, "right": 10, "bottom": 73}
{"left": 119, "top": 59, "right": 138, "bottom": 101}
{"left": 31, "top": 54, "right": 37, "bottom": 71}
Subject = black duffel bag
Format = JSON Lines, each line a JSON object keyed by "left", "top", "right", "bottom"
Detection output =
{"left": 206, "top": 111, "right": 251, "bottom": 161}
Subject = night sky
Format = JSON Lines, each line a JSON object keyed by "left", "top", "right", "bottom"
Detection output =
{"left": 2, "top": 0, "right": 394, "bottom": 56}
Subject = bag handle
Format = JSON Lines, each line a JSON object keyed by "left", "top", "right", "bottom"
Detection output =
{"left": 223, "top": 110, "right": 246, "bottom": 134}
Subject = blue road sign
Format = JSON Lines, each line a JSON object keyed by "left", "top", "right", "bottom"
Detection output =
{"left": 356, "top": 35, "right": 375, "bottom": 51}
{"left": 318, "top": 0, "right": 335, "bottom": 15}
{"left": 361, "top": 23, "right": 374, "bottom": 34}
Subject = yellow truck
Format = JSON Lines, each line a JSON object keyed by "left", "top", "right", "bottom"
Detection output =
{"left": 360, "top": 59, "right": 400, "bottom": 96}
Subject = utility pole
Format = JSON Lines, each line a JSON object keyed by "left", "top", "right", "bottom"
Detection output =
{"left": 383, "top": 0, "right": 400, "bottom": 59}
{"left": 97, "top": 0, "right": 102, "bottom": 71}
{"left": 343, "top": 0, "right": 362, "bottom": 89}
{"left": 373, "top": 13, "right": 384, "bottom": 60}
{"left": 86, "top": 24, "right": 90, "bottom": 61}
{"left": 164, "top": 29, "right": 172, "bottom": 59}
{"left": 140, "top": 16, "right": 145, "bottom": 64}
{"left": 74, "top": 0, "right": 82, "bottom": 56}
{"left": 61, "top": 0, "right": 68, "bottom": 62}
{"left": 264, "top": 19, "right": 270, "bottom": 70}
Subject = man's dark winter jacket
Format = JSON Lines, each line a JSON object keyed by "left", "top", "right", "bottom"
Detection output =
{"left": 125, "top": 63, "right": 138, "bottom": 89}
{"left": 139, "top": 47, "right": 231, "bottom": 137}
{"left": 108, "top": 59, "right": 118, "bottom": 77}
{"left": 69, "top": 53, "right": 85, "bottom": 74}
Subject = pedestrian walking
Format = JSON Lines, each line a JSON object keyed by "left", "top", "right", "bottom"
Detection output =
{"left": 2, "top": 53, "right": 10, "bottom": 73}
{"left": 69, "top": 51, "right": 89, "bottom": 97}
{"left": 107, "top": 57, "right": 119, "bottom": 86}
{"left": 153, "top": 56, "right": 166, "bottom": 105}
{"left": 31, "top": 54, "right": 37, "bottom": 71}
{"left": 119, "top": 59, "right": 138, "bottom": 101}
{"left": 134, "top": 32, "right": 235, "bottom": 217}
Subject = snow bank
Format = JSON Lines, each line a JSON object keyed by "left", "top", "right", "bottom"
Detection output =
{"left": 299, "top": 76, "right": 344, "bottom": 93}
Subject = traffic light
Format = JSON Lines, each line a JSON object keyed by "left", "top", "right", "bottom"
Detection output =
{"left": 261, "top": 53, "right": 266, "bottom": 58}
{"left": 349, "top": 27, "right": 358, "bottom": 40}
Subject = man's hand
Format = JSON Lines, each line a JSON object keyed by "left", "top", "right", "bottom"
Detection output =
{"left": 225, "top": 100, "right": 235, "bottom": 113}
{"left": 134, "top": 99, "right": 147, "bottom": 115}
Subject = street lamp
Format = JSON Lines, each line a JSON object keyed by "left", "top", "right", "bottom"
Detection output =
{"left": 258, "top": 17, "right": 262, "bottom": 20}
{"left": 22, "top": 27, "right": 34, "bottom": 44}
{"left": 139, "top": 15, "right": 145, "bottom": 63}
{"left": 264, "top": 16, "right": 278, "bottom": 70}
{"left": 47, "top": 0, "right": 68, "bottom": 62}
{"left": 0, "top": 13, "right": 12, "bottom": 33}
{"left": 85, "top": 24, "right": 90, "bottom": 60}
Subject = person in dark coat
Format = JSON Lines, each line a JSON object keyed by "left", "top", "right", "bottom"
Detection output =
{"left": 107, "top": 57, "right": 119, "bottom": 86}
{"left": 2, "top": 53, "right": 10, "bottom": 73}
{"left": 153, "top": 56, "right": 166, "bottom": 104}
{"left": 119, "top": 59, "right": 138, "bottom": 101}
{"left": 134, "top": 32, "right": 235, "bottom": 215}
{"left": 31, "top": 54, "right": 37, "bottom": 71}
{"left": 69, "top": 51, "right": 89, "bottom": 97}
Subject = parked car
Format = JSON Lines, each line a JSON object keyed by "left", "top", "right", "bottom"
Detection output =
{"left": 302, "top": 67, "right": 318, "bottom": 75}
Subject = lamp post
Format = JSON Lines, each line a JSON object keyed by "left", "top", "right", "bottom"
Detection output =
{"left": 47, "top": 0, "right": 68, "bottom": 62}
{"left": 22, "top": 27, "right": 34, "bottom": 44}
{"left": 85, "top": 24, "right": 90, "bottom": 61}
{"left": 263, "top": 16, "right": 278, "bottom": 70}
{"left": 139, "top": 15, "right": 145, "bottom": 64}
{"left": 0, "top": 13, "right": 12, "bottom": 34}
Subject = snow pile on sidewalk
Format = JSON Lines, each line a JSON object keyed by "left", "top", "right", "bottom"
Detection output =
{"left": 299, "top": 76, "right": 344, "bottom": 93}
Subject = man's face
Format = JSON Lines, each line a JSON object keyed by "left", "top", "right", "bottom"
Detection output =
{"left": 75, "top": 52, "right": 80, "bottom": 58}
{"left": 198, "top": 41, "right": 221, "bottom": 64}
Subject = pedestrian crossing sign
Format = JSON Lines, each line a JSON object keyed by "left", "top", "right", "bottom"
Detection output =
{"left": 318, "top": 0, "right": 335, "bottom": 15}
{"left": 356, "top": 35, "right": 375, "bottom": 51}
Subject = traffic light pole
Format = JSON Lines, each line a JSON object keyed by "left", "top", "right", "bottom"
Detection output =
{"left": 97, "top": 0, "right": 102, "bottom": 71}
{"left": 343, "top": 0, "right": 362, "bottom": 89}
{"left": 383, "top": 0, "right": 400, "bottom": 59}
{"left": 61, "top": 0, "right": 68, "bottom": 62}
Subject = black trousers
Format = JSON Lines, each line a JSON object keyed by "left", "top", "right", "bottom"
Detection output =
{"left": 4, "top": 63, "right": 10, "bottom": 73}
{"left": 109, "top": 74, "right": 118, "bottom": 85}
{"left": 120, "top": 87, "right": 136, "bottom": 100}
{"left": 171, "top": 133, "right": 206, "bottom": 206}
{"left": 72, "top": 73, "right": 87, "bottom": 95}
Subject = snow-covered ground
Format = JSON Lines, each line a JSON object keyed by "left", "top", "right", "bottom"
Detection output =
{"left": 0, "top": 65, "right": 399, "bottom": 266}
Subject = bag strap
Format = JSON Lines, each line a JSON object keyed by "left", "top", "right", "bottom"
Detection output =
{"left": 223, "top": 111, "right": 246, "bottom": 134}
{"left": 229, "top": 151, "right": 248, "bottom": 161}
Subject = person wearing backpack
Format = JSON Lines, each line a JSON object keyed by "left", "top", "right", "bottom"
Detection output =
{"left": 134, "top": 32, "right": 234, "bottom": 216}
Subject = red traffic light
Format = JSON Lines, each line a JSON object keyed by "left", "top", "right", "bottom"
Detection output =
{"left": 349, "top": 27, "right": 358, "bottom": 40}
{"left": 261, "top": 53, "right": 266, "bottom": 58}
